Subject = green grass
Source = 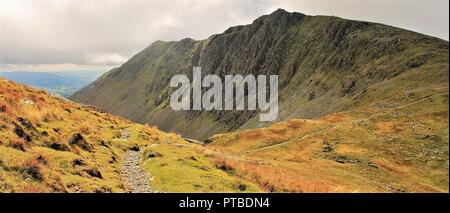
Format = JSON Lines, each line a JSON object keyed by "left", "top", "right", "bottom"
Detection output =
{"left": 141, "top": 143, "right": 262, "bottom": 192}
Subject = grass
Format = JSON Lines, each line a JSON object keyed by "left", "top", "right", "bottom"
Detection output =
{"left": 141, "top": 142, "right": 262, "bottom": 192}
{"left": 207, "top": 81, "right": 449, "bottom": 192}
{"left": 0, "top": 78, "right": 260, "bottom": 192}
{"left": 1, "top": 51, "right": 448, "bottom": 193}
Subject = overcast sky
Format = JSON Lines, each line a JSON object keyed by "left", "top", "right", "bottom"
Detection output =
{"left": 0, "top": 0, "right": 448, "bottom": 72}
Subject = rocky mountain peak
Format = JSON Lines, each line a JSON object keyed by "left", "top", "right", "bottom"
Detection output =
{"left": 71, "top": 9, "right": 449, "bottom": 140}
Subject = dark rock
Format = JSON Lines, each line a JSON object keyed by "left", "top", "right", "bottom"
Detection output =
{"left": 341, "top": 80, "right": 356, "bottom": 96}
{"left": 216, "top": 163, "right": 234, "bottom": 173}
{"left": 85, "top": 168, "right": 103, "bottom": 179}
{"left": 367, "top": 162, "right": 379, "bottom": 169}
{"left": 68, "top": 133, "right": 94, "bottom": 152}
{"left": 332, "top": 156, "right": 361, "bottom": 164}
{"left": 129, "top": 144, "right": 140, "bottom": 151}
{"left": 94, "top": 186, "right": 112, "bottom": 193}
{"left": 17, "top": 117, "right": 35, "bottom": 130}
{"left": 307, "top": 91, "right": 315, "bottom": 101}
{"left": 238, "top": 184, "right": 247, "bottom": 191}
{"left": 36, "top": 155, "right": 48, "bottom": 165}
{"left": 100, "top": 140, "right": 110, "bottom": 147}
{"left": 108, "top": 155, "right": 117, "bottom": 164}
{"left": 147, "top": 152, "right": 163, "bottom": 158}
{"left": 322, "top": 145, "right": 334, "bottom": 153}
{"left": 331, "top": 155, "right": 378, "bottom": 169}
{"left": 0, "top": 105, "right": 6, "bottom": 113}
{"left": 49, "top": 142, "right": 70, "bottom": 151}
{"left": 8, "top": 139, "right": 26, "bottom": 151}
{"left": 72, "top": 159, "right": 86, "bottom": 166}
{"left": 13, "top": 122, "right": 32, "bottom": 142}
{"left": 416, "top": 134, "right": 440, "bottom": 142}
{"left": 23, "top": 161, "right": 43, "bottom": 181}
{"left": 204, "top": 138, "right": 213, "bottom": 144}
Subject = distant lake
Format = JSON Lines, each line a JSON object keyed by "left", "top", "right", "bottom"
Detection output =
{"left": 0, "top": 70, "right": 106, "bottom": 97}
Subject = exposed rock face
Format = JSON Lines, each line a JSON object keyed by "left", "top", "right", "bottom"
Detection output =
{"left": 70, "top": 9, "right": 449, "bottom": 140}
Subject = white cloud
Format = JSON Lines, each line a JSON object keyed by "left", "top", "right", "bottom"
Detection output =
{"left": 0, "top": 0, "right": 448, "bottom": 72}
{"left": 88, "top": 52, "right": 128, "bottom": 65}
{"left": 0, "top": 63, "right": 115, "bottom": 72}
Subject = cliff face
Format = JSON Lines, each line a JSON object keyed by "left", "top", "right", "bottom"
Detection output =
{"left": 70, "top": 9, "right": 449, "bottom": 140}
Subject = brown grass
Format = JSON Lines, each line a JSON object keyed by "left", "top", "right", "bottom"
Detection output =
{"left": 21, "top": 184, "right": 47, "bottom": 193}
{"left": 287, "top": 121, "right": 302, "bottom": 130}
{"left": 7, "top": 137, "right": 26, "bottom": 151}
{"left": 375, "top": 121, "right": 402, "bottom": 133}
{"left": 23, "top": 158, "right": 44, "bottom": 181}
{"left": 1, "top": 78, "right": 208, "bottom": 192}
{"left": 212, "top": 155, "right": 332, "bottom": 192}
{"left": 241, "top": 130, "right": 262, "bottom": 140}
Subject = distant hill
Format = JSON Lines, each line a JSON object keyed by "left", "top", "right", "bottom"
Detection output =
{"left": 70, "top": 9, "right": 449, "bottom": 140}
{"left": 0, "top": 70, "right": 105, "bottom": 97}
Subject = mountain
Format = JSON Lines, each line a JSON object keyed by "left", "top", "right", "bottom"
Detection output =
{"left": 2, "top": 78, "right": 447, "bottom": 192}
{"left": 70, "top": 9, "right": 449, "bottom": 140}
{"left": 0, "top": 71, "right": 105, "bottom": 97}
{"left": 0, "top": 78, "right": 261, "bottom": 192}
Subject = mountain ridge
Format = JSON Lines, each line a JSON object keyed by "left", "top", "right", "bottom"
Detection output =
{"left": 70, "top": 9, "right": 449, "bottom": 140}
{"left": 1, "top": 9, "right": 448, "bottom": 192}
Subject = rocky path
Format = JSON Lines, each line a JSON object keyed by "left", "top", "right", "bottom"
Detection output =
{"left": 122, "top": 150, "right": 153, "bottom": 193}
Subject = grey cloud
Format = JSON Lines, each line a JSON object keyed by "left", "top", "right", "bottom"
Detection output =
{"left": 0, "top": 0, "right": 448, "bottom": 71}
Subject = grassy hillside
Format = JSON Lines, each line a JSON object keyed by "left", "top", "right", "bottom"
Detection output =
{"left": 207, "top": 72, "right": 449, "bottom": 192}
{"left": 1, "top": 71, "right": 447, "bottom": 192}
{"left": 0, "top": 78, "right": 261, "bottom": 192}
{"left": 70, "top": 9, "right": 449, "bottom": 140}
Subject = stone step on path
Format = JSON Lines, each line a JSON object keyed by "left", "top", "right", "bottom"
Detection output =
{"left": 112, "top": 128, "right": 132, "bottom": 142}
{"left": 121, "top": 150, "right": 153, "bottom": 193}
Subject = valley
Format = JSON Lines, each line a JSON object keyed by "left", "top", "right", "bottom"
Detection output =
{"left": 0, "top": 9, "right": 448, "bottom": 193}
{"left": 1, "top": 75, "right": 447, "bottom": 192}
{"left": 0, "top": 71, "right": 105, "bottom": 98}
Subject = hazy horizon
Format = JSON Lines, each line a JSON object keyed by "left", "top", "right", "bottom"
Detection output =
{"left": 1, "top": 0, "right": 448, "bottom": 72}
